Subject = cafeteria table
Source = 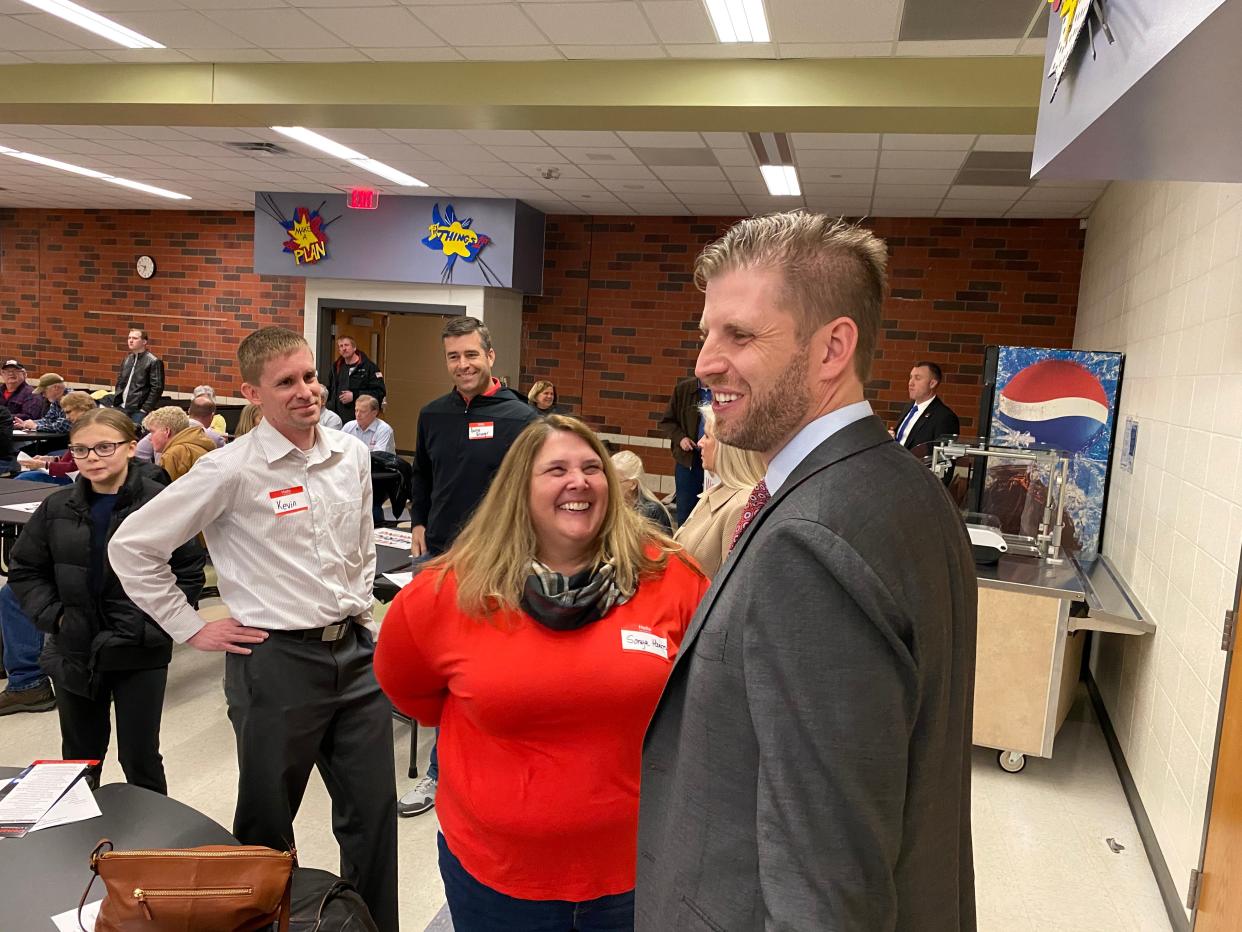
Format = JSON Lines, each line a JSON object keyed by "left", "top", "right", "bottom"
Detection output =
{"left": 11, "top": 429, "right": 69, "bottom": 456}
{"left": 0, "top": 479, "right": 61, "bottom": 572}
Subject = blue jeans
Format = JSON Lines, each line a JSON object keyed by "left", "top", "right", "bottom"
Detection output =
{"left": 438, "top": 833, "right": 634, "bottom": 932}
{"left": 1, "top": 584, "right": 48, "bottom": 692}
{"left": 673, "top": 455, "right": 704, "bottom": 526}
{"left": 14, "top": 471, "right": 71, "bottom": 486}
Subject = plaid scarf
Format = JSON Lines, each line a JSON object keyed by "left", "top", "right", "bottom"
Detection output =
{"left": 520, "top": 558, "right": 632, "bottom": 631}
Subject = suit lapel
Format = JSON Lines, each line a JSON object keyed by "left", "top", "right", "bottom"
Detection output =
{"left": 667, "top": 415, "right": 894, "bottom": 678}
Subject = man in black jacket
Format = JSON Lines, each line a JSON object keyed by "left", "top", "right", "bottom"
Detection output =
{"left": 324, "top": 336, "right": 386, "bottom": 426}
{"left": 894, "top": 361, "right": 960, "bottom": 452}
{"left": 113, "top": 329, "right": 165, "bottom": 425}
{"left": 659, "top": 375, "right": 711, "bottom": 525}
{"left": 402, "top": 315, "right": 539, "bottom": 817}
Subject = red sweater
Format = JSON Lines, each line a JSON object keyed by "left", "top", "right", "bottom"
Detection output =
{"left": 375, "top": 554, "right": 707, "bottom": 902}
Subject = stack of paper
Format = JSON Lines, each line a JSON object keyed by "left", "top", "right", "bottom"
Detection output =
{"left": 374, "top": 528, "right": 413, "bottom": 550}
{"left": 0, "top": 760, "right": 100, "bottom": 838}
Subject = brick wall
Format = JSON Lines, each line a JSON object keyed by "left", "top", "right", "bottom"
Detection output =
{"left": 0, "top": 208, "right": 305, "bottom": 395}
{"left": 523, "top": 215, "right": 1084, "bottom": 474}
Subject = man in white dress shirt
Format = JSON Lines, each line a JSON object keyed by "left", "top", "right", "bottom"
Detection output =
{"left": 342, "top": 394, "right": 395, "bottom": 453}
{"left": 110, "top": 327, "right": 398, "bottom": 932}
{"left": 318, "top": 384, "right": 343, "bottom": 429}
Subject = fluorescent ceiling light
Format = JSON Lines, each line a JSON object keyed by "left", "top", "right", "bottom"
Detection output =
{"left": 271, "top": 126, "right": 428, "bottom": 188}
{"left": 0, "top": 146, "right": 190, "bottom": 200}
{"left": 760, "top": 164, "right": 800, "bottom": 197}
{"left": 704, "top": 0, "right": 769, "bottom": 43}
{"left": 17, "top": 0, "right": 163, "bottom": 49}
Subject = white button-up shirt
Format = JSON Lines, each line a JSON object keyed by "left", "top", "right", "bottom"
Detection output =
{"left": 110, "top": 418, "right": 375, "bottom": 642}
{"left": 342, "top": 417, "right": 396, "bottom": 454}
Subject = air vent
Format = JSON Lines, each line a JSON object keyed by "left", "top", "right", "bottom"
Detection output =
{"left": 584, "top": 152, "right": 617, "bottom": 162}
{"left": 224, "top": 141, "right": 291, "bottom": 155}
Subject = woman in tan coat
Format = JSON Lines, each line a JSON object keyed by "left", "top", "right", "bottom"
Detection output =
{"left": 674, "top": 406, "right": 766, "bottom": 578}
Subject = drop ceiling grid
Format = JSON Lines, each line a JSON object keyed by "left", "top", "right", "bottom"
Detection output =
{"left": 0, "top": 0, "right": 1047, "bottom": 62}
{"left": 0, "top": 124, "right": 1104, "bottom": 217}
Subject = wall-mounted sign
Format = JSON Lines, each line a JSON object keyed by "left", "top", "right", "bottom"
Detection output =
{"left": 421, "top": 203, "right": 496, "bottom": 285}
{"left": 257, "top": 195, "right": 339, "bottom": 267}
{"left": 348, "top": 188, "right": 380, "bottom": 210}
{"left": 1047, "top": 0, "right": 1114, "bottom": 101}
{"left": 252, "top": 192, "right": 545, "bottom": 293}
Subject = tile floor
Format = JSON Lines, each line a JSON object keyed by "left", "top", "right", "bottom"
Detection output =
{"left": 0, "top": 597, "right": 1174, "bottom": 932}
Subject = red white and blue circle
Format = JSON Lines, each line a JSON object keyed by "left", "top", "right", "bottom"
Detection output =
{"left": 996, "top": 358, "right": 1111, "bottom": 452}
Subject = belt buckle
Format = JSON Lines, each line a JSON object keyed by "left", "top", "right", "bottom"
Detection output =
{"left": 321, "top": 622, "right": 345, "bottom": 642}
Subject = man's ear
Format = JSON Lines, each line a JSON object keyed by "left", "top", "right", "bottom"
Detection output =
{"left": 810, "top": 315, "right": 859, "bottom": 383}
{"left": 240, "top": 382, "right": 260, "bottom": 405}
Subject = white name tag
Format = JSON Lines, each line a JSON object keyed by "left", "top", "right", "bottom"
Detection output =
{"left": 269, "top": 485, "right": 309, "bottom": 516}
{"left": 621, "top": 629, "right": 669, "bottom": 660}
{"left": 468, "top": 421, "right": 494, "bottom": 440}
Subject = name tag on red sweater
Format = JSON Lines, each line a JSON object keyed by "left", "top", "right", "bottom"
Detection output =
{"left": 621, "top": 629, "right": 669, "bottom": 660}
{"left": 468, "top": 421, "right": 494, "bottom": 440}
{"left": 269, "top": 486, "right": 309, "bottom": 516}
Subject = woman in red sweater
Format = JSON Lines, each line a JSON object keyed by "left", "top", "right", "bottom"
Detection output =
{"left": 376, "top": 415, "right": 707, "bottom": 931}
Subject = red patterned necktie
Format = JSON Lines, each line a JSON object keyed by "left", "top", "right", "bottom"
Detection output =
{"left": 729, "top": 479, "right": 770, "bottom": 551}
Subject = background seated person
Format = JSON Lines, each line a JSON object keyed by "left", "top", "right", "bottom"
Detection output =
{"left": 234, "top": 403, "right": 263, "bottom": 437}
{"left": 191, "top": 385, "right": 228, "bottom": 434}
{"left": 141, "top": 406, "right": 216, "bottom": 482}
{"left": 611, "top": 450, "right": 674, "bottom": 534}
{"left": 318, "top": 385, "right": 343, "bottom": 430}
{"left": 16, "top": 374, "right": 69, "bottom": 434}
{"left": 187, "top": 397, "right": 227, "bottom": 449}
{"left": 1, "top": 359, "right": 46, "bottom": 421}
{"left": 342, "top": 395, "right": 395, "bottom": 454}
{"left": 16, "top": 393, "right": 96, "bottom": 484}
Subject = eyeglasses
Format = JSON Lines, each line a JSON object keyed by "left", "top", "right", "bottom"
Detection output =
{"left": 68, "top": 442, "right": 121, "bottom": 459}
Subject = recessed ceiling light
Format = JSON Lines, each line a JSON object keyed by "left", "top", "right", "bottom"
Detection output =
{"left": 704, "top": 0, "right": 769, "bottom": 43}
{"left": 760, "top": 165, "right": 801, "bottom": 197}
{"left": 271, "top": 127, "right": 427, "bottom": 188}
{"left": 0, "top": 145, "right": 190, "bottom": 199}
{"left": 17, "top": 0, "right": 163, "bottom": 48}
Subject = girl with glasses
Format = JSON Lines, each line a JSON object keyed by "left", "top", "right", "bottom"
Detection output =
{"left": 7, "top": 408, "right": 204, "bottom": 792}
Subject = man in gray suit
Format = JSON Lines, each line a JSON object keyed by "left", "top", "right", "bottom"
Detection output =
{"left": 637, "top": 213, "right": 977, "bottom": 931}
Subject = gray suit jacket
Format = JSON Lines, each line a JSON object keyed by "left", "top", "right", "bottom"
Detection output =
{"left": 637, "top": 414, "right": 977, "bottom": 932}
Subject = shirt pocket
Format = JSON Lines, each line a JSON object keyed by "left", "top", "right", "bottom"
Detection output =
{"left": 326, "top": 499, "right": 365, "bottom": 558}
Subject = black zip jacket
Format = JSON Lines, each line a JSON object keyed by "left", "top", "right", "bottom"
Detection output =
{"left": 411, "top": 385, "right": 540, "bottom": 554}
{"left": 7, "top": 463, "right": 205, "bottom": 698}
{"left": 325, "top": 352, "right": 387, "bottom": 425}
{"left": 113, "top": 350, "right": 165, "bottom": 415}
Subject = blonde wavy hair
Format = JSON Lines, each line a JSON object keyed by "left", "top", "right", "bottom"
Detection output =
{"left": 432, "top": 414, "right": 693, "bottom": 620}
{"left": 234, "top": 403, "right": 263, "bottom": 436}
{"left": 142, "top": 405, "right": 190, "bottom": 435}
{"left": 700, "top": 405, "right": 766, "bottom": 492}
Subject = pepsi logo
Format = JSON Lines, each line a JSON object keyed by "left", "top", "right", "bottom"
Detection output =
{"left": 997, "top": 359, "right": 1109, "bottom": 451}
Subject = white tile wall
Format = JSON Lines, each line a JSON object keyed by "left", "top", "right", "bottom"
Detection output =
{"left": 1076, "top": 180, "right": 1242, "bottom": 920}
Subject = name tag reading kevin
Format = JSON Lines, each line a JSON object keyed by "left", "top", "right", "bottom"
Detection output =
{"left": 269, "top": 486, "right": 309, "bottom": 516}
{"left": 468, "top": 422, "right": 494, "bottom": 440}
{"left": 621, "top": 629, "right": 669, "bottom": 660}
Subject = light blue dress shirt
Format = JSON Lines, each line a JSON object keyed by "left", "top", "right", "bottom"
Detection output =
{"left": 765, "top": 400, "right": 874, "bottom": 495}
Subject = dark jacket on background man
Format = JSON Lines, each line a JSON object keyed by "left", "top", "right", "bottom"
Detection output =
{"left": 898, "top": 396, "right": 961, "bottom": 452}
{"left": 638, "top": 416, "right": 978, "bottom": 932}
{"left": 113, "top": 350, "right": 165, "bottom": 416}
{"left": 2, "top": 381, "right": 47, "bottom": 421}
{"left": 0, "top": 404, "right": 14, "bottom": 464}
{"left": 659, "top": 376, "right": 703, "bottom": 469}
{"left": 7, "top": 464, "right": 204, "bottom": 698}
{"left": 411, "top": 383, "right": 539, "bottom": 555}
{"left": 325, "top": 352, "right": 386, "bottom": 425}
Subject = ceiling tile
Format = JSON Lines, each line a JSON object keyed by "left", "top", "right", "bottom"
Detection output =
{"left": 11, "top": 50, "right": 110, "bottom": 63}
{"left": 651, "top": 165, "right": 725, "bottom": 181}
{"left": 182, "top": 48, "right": 280, "bottom": 61}
{"left": 524, "top": 2, "right": 656, "bottom": 43}
{"left": 797, "top": 166, "right": 874, "bottom": 183}
{"left": 900, "top": 0, "right": 1039, "bottom": 41}
{"left": 559, "top": 44, "right": 666, "bottom": 58}
{"left": 358, "top": 46, "right": 464, "bottom": 59}
{"left": 536, "top": 130, "right": 625, "bottom": 148}
{"left": 539, "top": 177, "right": 605, "bottom": 191}
{"left": 618, "top": 131, "right": 704, "bottom": 148}
{"left": 879, "top": 149, "right": 966, "bottom": 169}
{"left": 872, "top": 197, "right": 943, "bottom": 210}
{"left": 413, "top": 4, "right": 547, "bottom": 44}
{"left": 484, "top": 144, "right": 563, "bottom": 163}
{"left": 553, "top": 146, "right": 642, "bottom": 166}
{"left": 803, "top": 198, "right": 872, "bottom": 212}
{"left": 614, "top": 191, "right": 683, "bottom": 204}
{"left": 975, "top": 134, "right": 1036, "bottom": 152}
{"left": 304, "top": 7, "right": 444, "bottom": 46}
{"left": 946, "top": 184, "right": 1029, "bottom": 200}
{"left": 385, "top": 129, "right": 472, "bottom": 145}
{"left": 641, "top": 0, "right": 714, "bottom": 44}
{"left": 876, "top": 168, "right": 958, "bottom": 185}
{"left": 199, "top": 10, "right": 351, "bottom": 47}
{"left": 457, "top": 45, "right": 562, "bottom": 59}
{"left": 411, "top": 144, "right": 501, "bottom": 163}
{"left": 581, "top": 163, "right": 656, "bottom": 180}
{"left": 743, "top": 195, "right": 807, "bottom": 213}
{"left": 796, "top": 149, "right": 878, "bottom": 169}
{"left": 99, "top": 48, "right": 197, "bottom": 62}
{"left": 945, "top": 198, "right": 1020, "bottom": 212}
{"left": 770, "top": 0, "right": 899, "bottom": 43}
{"left": 713, "top": 149, "right": 756, "bottom": 167}
{"left": 895, "top": 38, "right": 1019, "bottom": 56}
{"left": 460, "top": 130, "right": 544, "bottom": 146}
{"left": 872, "top": 183, "right": 949, "bottom": 199}
{"left": 777, "top": 41, "right": 892, "bottom": 57}
{"left": 270, "top": 47, "right": 372, "bottom": 61}
{"left": 791, "top": 133, "right": 880, "bottom": 151}
{"left": 801, "top": 182, "right": 875, "bottom": 197}
{"left": 599, "top": 179, "right": 669, "bottom": 193}
{"left": 99, "top": 10, "right": 251, "bottom": 48}
{"left": 516, "top": 162, "right": 590, "bottom": 179}
{"left": 661, "top": 179, "right": 733, "bottom": 194}
{"left": 659, "top": 42, "right": 775, "bottom": 57}
{"left": 0, "top": 18, "right": 83, "bottom": 50}
{"left": 882, "top": 133, "right": 974, "bottom": 150}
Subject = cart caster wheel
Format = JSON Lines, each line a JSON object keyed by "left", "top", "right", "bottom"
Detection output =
{"left": 998, "top": 750, "right": 1026, "bottom": 773}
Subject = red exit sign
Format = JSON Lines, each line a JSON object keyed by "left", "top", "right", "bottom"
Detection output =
{"left": 347, "top": 188, "right": 380, "bottom": 210}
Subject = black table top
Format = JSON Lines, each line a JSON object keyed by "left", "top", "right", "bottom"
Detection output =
{"left": 0, "top": 482, "right": 60, "bottom": 525}
{"left": 0, "top": 781, "right": 237, "bottom": 929}
{"left": 374, "top": 543, "right": 415, "bottom": 599}
{"left": 12, "top": 430, "right": 68, "bottom": 441}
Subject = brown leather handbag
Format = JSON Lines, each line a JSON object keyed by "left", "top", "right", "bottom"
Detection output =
{"left": 79, "top": 838, "right": 295, "bottom": 931}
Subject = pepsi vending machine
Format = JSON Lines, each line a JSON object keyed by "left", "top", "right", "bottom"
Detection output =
{"left": 977, "top": 346, "right": 1125, "bottom": 562}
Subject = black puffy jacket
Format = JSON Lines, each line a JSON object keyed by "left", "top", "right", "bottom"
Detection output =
{"left": 8, "top": 463, "right": 205, "bottom": 697}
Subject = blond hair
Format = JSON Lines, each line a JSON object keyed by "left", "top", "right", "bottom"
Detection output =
{"left": 611, "top": 450, "right": 662, "bottom": 505}
{"left": 235, "top": 403, "right": 263, "bottom": 436}
{"left": 142, "top": 405, "right": 190, "bottom": 435}
{"left": 238, "top": 326, "right": 308, "bottom": 384}
{"left": 527, "top": 380, "right": 555, "bottom": 405}
{"left": 71, "top": 407, "right": 136, "bottom": 442}
{"left": 60, "top": 392, "right": 96, "bottom": 416}
{"left": 694, "top": 211, "right": 888, "bottom": 381}
{"left": 700, "top": 405, "right": 766, "bottom": 492}
{"left": 432, "top": 415, "right": 693, "bottom": 620}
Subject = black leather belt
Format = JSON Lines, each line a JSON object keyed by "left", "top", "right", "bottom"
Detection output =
{"left": 292, "top": 616, "right": 365, "bottom": 642}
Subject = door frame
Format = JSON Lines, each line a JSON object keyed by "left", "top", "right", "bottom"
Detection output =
{"left": 1191, "top": 543, "right": 1242, "bottom": 928}
{"left": 314, "top": 298, "right": 468, "bottom": 374}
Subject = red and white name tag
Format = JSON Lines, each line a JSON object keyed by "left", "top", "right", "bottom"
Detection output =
{"left": 269, "top": 486, "right": 309, "bottom": 516}
{"left": 621, "top": 629, "right": 669, "bottom": 660}
{"left": 468, "top": 422, "right": 494, "bottom": 440}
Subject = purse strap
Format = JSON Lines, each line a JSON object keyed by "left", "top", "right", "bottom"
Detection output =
{"left": 79, "top": 839, "right": 113, "bottom": 932}
{"left": 277, "top": 869, "right": 292, "bottom": 932}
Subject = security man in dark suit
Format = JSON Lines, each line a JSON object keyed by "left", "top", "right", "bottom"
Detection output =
{"left": 894, "top": 360, "right": 960, "bottom": 451}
